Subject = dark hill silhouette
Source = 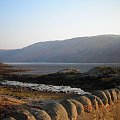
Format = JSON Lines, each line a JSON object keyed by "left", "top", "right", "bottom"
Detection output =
{"left": 0, "top": 34, "right": 120, "bottom": 63}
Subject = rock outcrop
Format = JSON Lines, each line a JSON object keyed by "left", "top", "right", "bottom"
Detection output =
{"left": 57, "top": 68, "right": 80, "bottom": 74}
{"left": 87, "top": 66, "right": 120, "bottom": 76}
{"left": 1, "top": 86, "right": 120, "bottom": 120}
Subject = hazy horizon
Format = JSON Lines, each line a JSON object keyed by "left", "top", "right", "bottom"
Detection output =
{"left": 1, "top": 0, "right": 120, "bottom": 49}
{"left": 0, "top": 34, "right": 120, "bottom": 50}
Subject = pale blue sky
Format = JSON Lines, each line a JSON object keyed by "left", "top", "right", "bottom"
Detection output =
{"left": 0, "top": 0, "right": 120, "bottom": 49}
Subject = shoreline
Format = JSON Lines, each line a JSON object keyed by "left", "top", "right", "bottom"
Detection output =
{"left": 1, "top": 63, "right": 120, "bottom": 91}
{"left": 5, "top": 62, "right": 120, "bottom": 75}
{"left": 1, "top": 63, "right": 120, "bottom": 119}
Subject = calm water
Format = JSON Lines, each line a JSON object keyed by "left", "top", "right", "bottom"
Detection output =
{"left": 6, "top": 63, "right": 120, "bottom": 75}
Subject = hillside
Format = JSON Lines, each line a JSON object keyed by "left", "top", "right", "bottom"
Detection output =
{"left": 0, "top": 34, "right": 120, "bottom": 63}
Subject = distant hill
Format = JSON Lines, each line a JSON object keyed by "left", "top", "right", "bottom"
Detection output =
{"left": 0, "top": 34, "right": 120, "bottom": 63}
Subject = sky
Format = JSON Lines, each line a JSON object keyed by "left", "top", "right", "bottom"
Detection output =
{"left": 0, "top": 0, "right": 120, "bottom": 49}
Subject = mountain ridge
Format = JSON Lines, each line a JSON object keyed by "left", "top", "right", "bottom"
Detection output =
{"left": 0, "top": 34, "right": 120, "bottom": 63}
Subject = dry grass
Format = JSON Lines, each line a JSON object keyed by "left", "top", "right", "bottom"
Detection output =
{"left": 0, "top": 86, "right": 73, "bottom": 101}
{"left": 0, "top": 96, "right": 25, "bottom": 109}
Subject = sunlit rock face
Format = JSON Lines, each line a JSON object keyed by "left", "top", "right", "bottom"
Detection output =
{"left": 57, "top": 68, "right": 80, "bottom": 74}
{"left": 43, "top": 102, "right": 69, "bottom": 120}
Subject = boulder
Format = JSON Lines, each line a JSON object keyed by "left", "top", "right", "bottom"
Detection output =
{"left": 85, "top": 95, "right": 99, "bottom": 110}
{"left": 60, "top": 99, "right": 77, "bottom": 120}
{"left": 108, "top": 89, "right": 117, "bottom": 102}
{"left": 92, "top": 91, "right": 108, "bottom": 106}
{"left": 43, "top": 102, "right": 69, "bottom": 120}
{"left": 69, "top": 99, "right": 84, "bottom": 116}
{"left": 29, "top": 108, "right": 51, "bottom": 120}
{"left": 103, "top": 90, "right": 112, "bottom": 105}
{"left": 12, "top": 109, "right": 36, "bottom": 120}
{"left": 115, "top": 88, "right": 120, "bottom": 100}
{"left": 76, "top": 96, "right": 92, "bottom": 112}
{"left": 92, "top": 95, "right": 104, "bottom": 109}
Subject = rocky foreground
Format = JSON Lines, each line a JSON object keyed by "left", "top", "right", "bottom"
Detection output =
{"left": 0, "top": 63, "right": 120, "bottom": 120}
{"left": 0, "top": 86, "right": 120, "bottom": 120}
